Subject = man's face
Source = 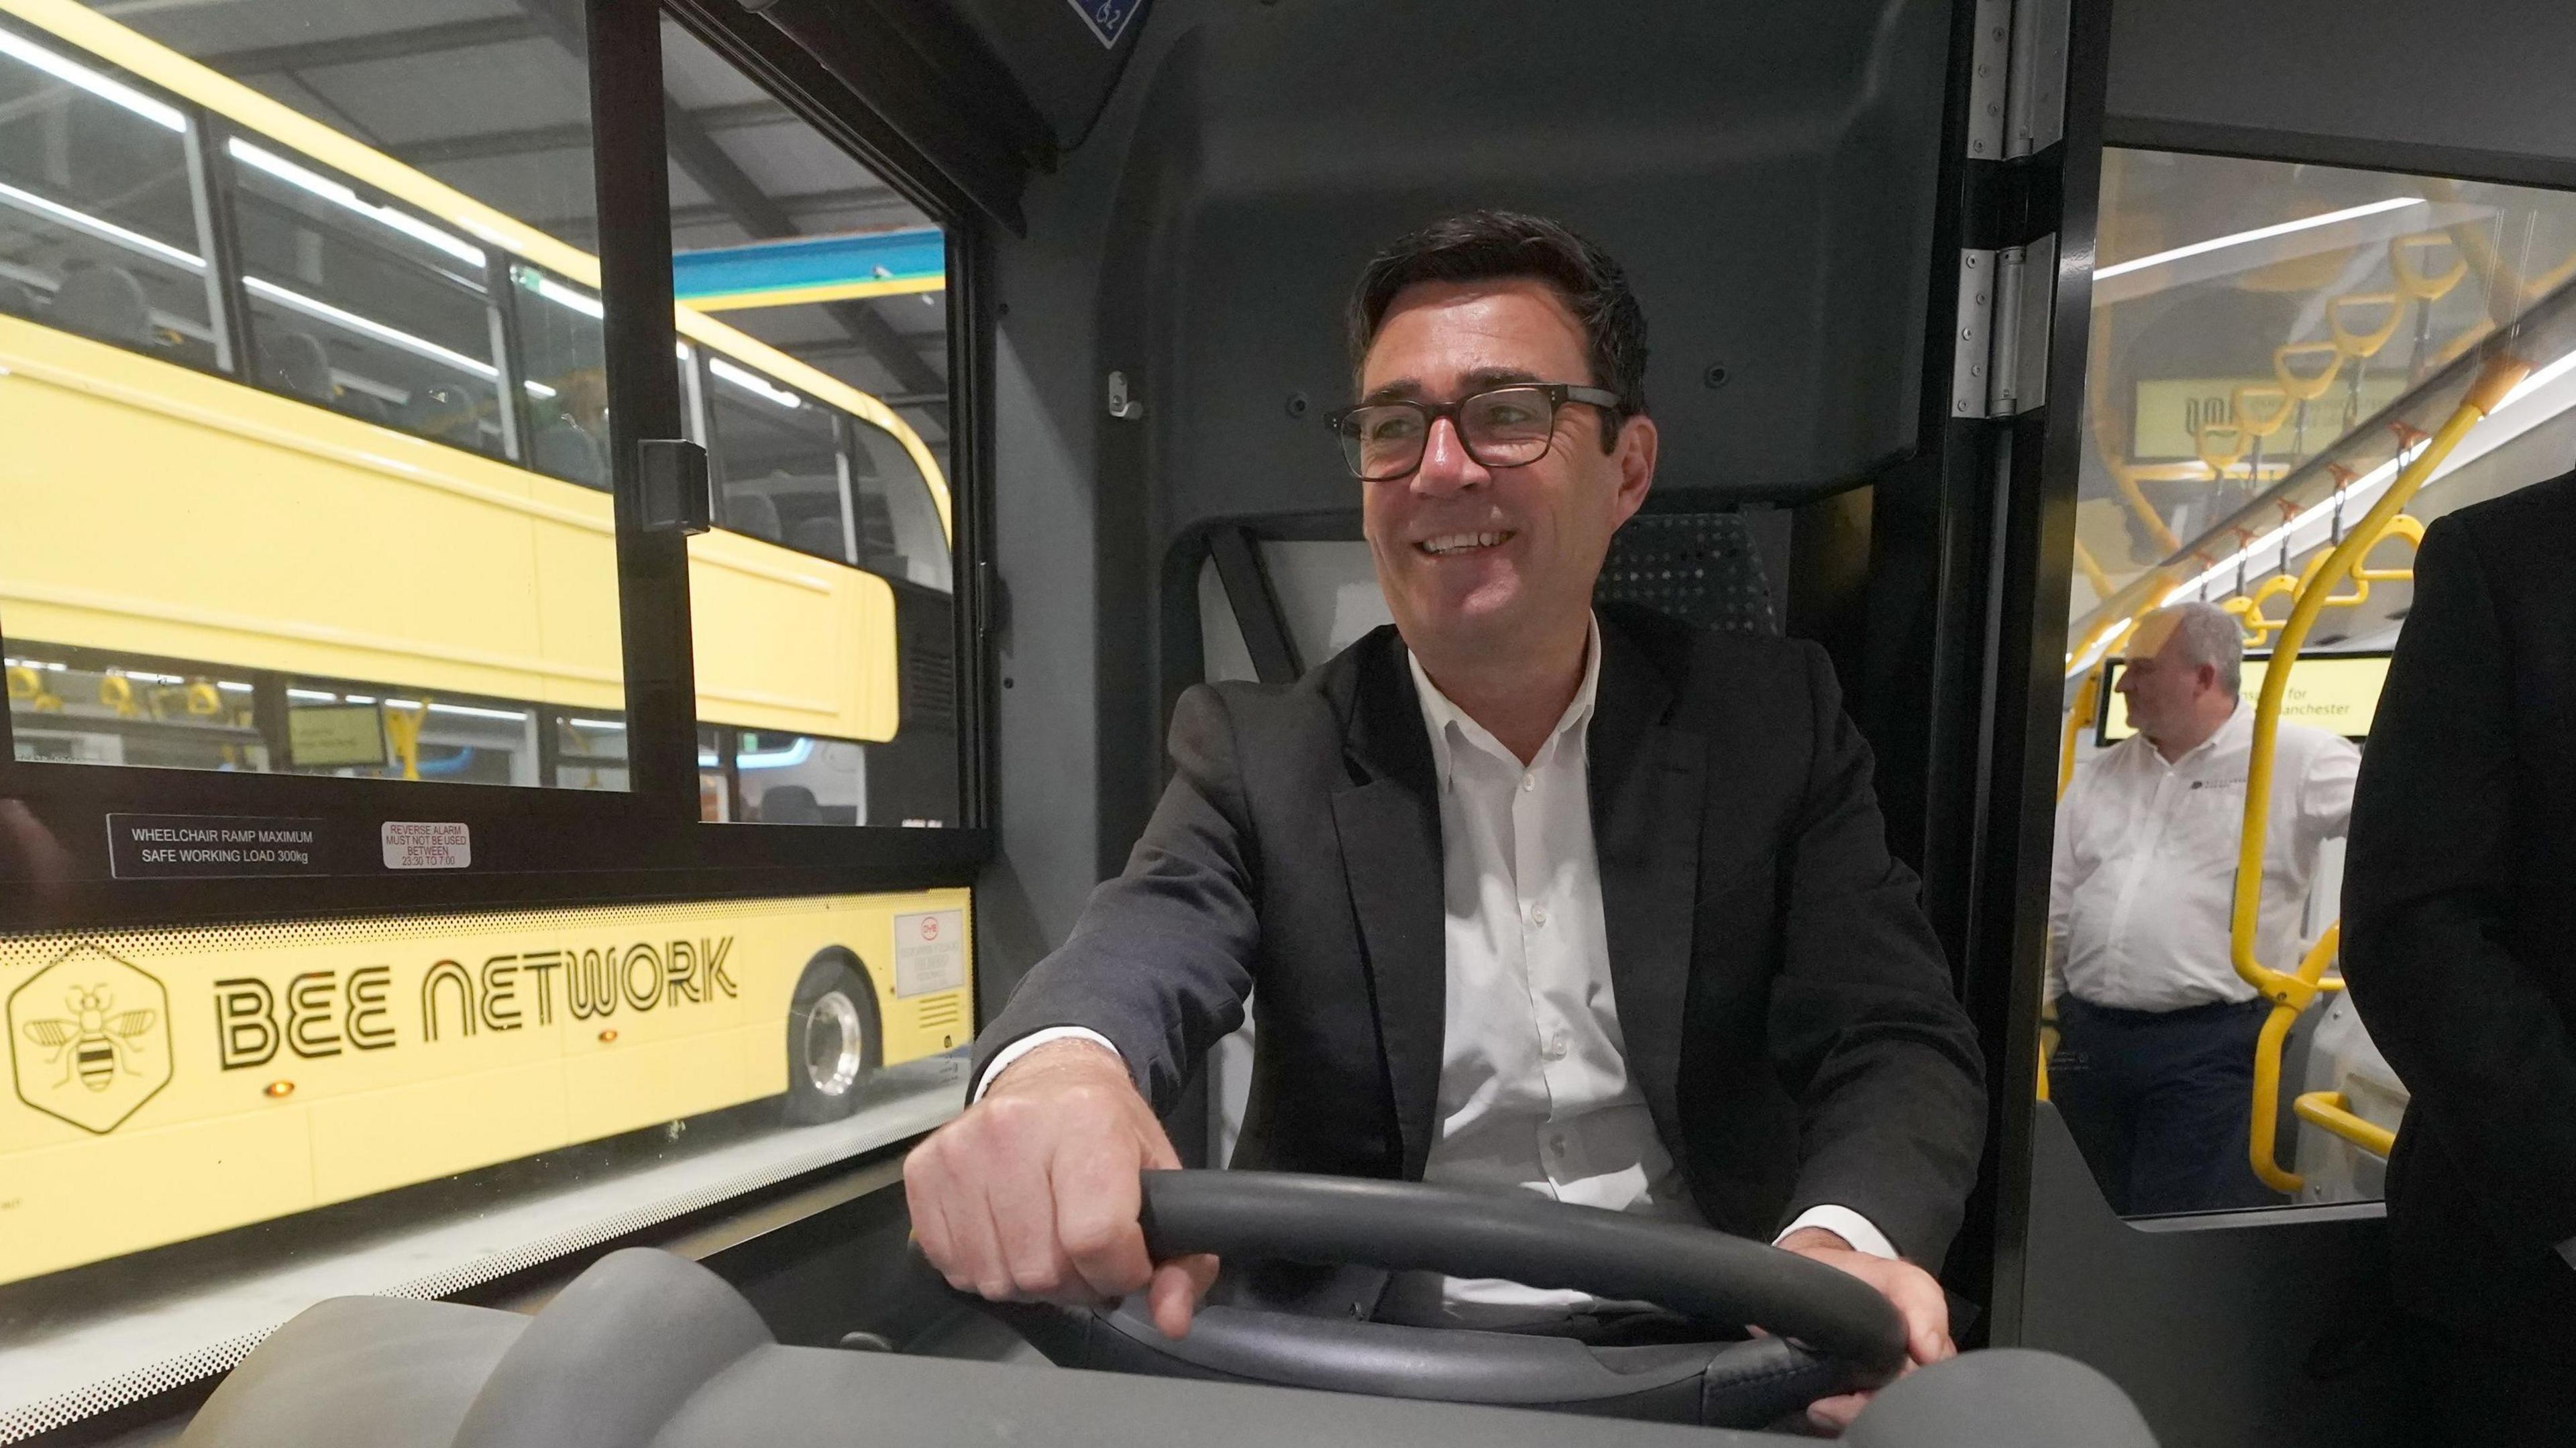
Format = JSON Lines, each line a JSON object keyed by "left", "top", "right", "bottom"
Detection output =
{"left": 2115, "top": 614, "right": 2218, "bottom": 744}
{"left": 1355, "top": 278, "right": 1656, "bottom": 659}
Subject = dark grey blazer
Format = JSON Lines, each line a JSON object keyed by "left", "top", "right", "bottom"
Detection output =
{"left": 977, "top": 602, "right": 1987, "bottom": 1267}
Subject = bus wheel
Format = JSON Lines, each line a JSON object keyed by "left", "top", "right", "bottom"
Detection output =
{"left": 785, "top": 952, "right": 881, "bottom": 1125}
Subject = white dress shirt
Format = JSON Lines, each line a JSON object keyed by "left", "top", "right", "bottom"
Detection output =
{"left": 982, "top": 616, "right": 1894, "bottom": 1319}
{"left": 2049, "top": 700, "right": 2359, "bottom": 1009}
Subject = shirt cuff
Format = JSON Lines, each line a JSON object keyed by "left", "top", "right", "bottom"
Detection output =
{"left": 972, "top": 1026, "right": 1121, "bottom": 1102}
{"left": 1777, "top": 1205, "right": 1899, "bottom": 1262}
{"left": 2558, "top": 1236, "right": 2576, "bottom": 1274}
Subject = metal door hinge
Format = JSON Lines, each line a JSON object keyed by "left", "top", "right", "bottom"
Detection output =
{"left": 1952, "top": 235, "right": 2056, "bottom": 419}
{"left": 1966, "top": 0, "right": 2070, "bottom": 161}
{"left": 1106, "top": 370, "right": 1144, "bottom": 420}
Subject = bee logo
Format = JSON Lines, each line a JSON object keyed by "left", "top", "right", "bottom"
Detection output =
{"left": 23, "top": 987, "right": 159, "bottom": 1092}
{"left": 8, "top": 945, "right": 172, "bottom": 1134}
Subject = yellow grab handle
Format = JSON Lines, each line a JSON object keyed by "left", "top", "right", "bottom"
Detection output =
{"left": 2195, "top": 420, "right": 2249, "bottom": 476}
{"left": 97, "top": 673, "right": 137, "bottom": 718}
{"left": 2235, "top": 358, "right": 2527, "bottom": 1191}
{"left": 2273, "top": 341, "right": 2344, "bottom": 402}
{"left": 2355, "top": 511, "right": 2423, "bottom": 582}
{"left": 2293, "top": 1092, "right": 2396, "bottom": 1159}
{"left": 2232, "top": 384, "right": 2295, "bottom": 440}
{"left": 2390, "top": 232, "right": 2467, "bottom": 302}
{"left": 2329, "top": 292, "right": 2406, "bottom": 359}
{"left": 382, "top": 703, "right": 426, "bottom": 782}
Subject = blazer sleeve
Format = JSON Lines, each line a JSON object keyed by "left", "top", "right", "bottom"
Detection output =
{"left": 1767, "top": 642, "right": 1989, "bottom": 1268}
{"left": 2341, "top": 515, "right": 2576, "bottom": 1248}
{"left": 970, "top": 684, "right": 1261, "bottom": 1114}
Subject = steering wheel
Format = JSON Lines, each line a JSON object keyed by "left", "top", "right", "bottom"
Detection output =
{"left": 960, "top": 1170, "right": 1909, "bottom": 1429}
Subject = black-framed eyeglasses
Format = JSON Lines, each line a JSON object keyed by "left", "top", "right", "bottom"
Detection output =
{"left": 1326, "top": 383, "right": 1624, "bottom": 482}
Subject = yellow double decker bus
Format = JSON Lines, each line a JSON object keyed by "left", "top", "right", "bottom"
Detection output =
{"left": 0, "top": 0, "right": 971, "bottom": 1286}
{"left": 0, "top": 0, "right": 959, "bottom": 821}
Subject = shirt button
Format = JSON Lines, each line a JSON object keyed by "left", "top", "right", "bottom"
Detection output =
{"left": 1544, "top": 1033, "right": 1568, "bottom": 1061}
{"left": 1529, "top": 906, "right": 1548, "bottom": 928}
{"left": 1521, "top": 773, "right": 1536, "bottom": 791}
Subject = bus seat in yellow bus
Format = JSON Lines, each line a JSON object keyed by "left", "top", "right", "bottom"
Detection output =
{"left": 400, "top": 379, "right": 484, "bottom": 449}
{"left": 724, "top": 489, "right": 784, "bottom": 543}
{"left": 788, "top": 516, "right": 847, "bottom": 562}
{"left": 534, "top": 422, "right": 608, "bottom": 488}
{"left": 759, "top": 784, "right": 820, "bottom": 823}
{"left": 258, "top": 329, "right": 334, "bottom": 404}
{"left": 50, "top": 262, "right": 150, "bottom": 348}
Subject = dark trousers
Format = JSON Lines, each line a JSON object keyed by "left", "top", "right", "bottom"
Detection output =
{"left": 2049, "top": 996, "right": 2284, "bottom": 1215}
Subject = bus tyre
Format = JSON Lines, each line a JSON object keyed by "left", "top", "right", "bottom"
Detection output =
{"left": 784, "top": 953, "right": 881, "bottom": 1125}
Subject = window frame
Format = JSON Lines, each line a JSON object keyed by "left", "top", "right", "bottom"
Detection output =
{"left": 0, "top": 0, "right": 991, "bottom": 934}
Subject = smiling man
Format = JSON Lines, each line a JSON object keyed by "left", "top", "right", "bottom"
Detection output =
{"left": 907, "top": 211, "right": 1984, "bottom": 1432}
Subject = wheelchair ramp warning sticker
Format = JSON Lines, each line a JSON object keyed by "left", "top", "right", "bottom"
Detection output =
{"left": 893, "top": 909, "right": 965, "bottom": 997}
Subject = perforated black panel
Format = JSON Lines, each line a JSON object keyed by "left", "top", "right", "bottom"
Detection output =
{"left": 1595, "top": 513, "right": 1778, "bottom": 635}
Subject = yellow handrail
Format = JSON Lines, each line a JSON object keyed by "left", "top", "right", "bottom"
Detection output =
{"left": 2235, "top": 354, "right": 2530, "bottom": 1192}
{"left": 2292, "top": 1091, "right": 2396, "bottom": 1160}
{"left": 2059, "top": 667, "right": 2103, "bottom": 799}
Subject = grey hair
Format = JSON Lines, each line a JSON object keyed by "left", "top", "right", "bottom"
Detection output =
{"left": 2147, "top": 602, "right": 2244, "bottom": 697}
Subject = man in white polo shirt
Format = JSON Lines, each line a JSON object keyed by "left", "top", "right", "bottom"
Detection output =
{"left": 2048, "top": 601, "right": 2359, "bottom": 1213}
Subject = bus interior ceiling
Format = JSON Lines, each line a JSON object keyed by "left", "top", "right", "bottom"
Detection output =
{"left": 970, "top": 0, "right": 1964, "bottom": 966}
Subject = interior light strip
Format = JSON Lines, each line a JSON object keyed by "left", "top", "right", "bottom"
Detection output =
{"left": 0, "top": 25, "right": 181, "bottom": 131}
{"left": 0, "top": 176, "right": 204, "bottom": 272}
{"left": 243, "top": 275, "right": 496, "bottom": 380}
{"left": 427, "top": 702, "right": 527, "bottom": 722}
{"left": 708, "top": 354, "right": 802, "bottom": 410}
{"left": 2095, "top": 197, "right": 2427, "bottom": 281}
{"left": 228, "top": 138, "right": 485, "bottom": 269}
{"left": 530, "top": 274, "right": 604, "bottom": 319}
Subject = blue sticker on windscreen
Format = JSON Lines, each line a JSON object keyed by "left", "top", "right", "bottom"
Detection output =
{"left": 1066, "top": 0, "right": 1146, "bottom": 49}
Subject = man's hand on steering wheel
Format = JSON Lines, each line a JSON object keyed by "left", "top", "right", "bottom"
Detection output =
{"left": 1774, "top": 1227, "right": 1955, "bottom": 1435}
{"left": 905, "top": 1039, "right": 1220, "bottom": 1339}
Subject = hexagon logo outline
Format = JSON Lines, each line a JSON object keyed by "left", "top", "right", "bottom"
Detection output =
{"left": 8, "top": 944, "right": 174, "bottom": 1135}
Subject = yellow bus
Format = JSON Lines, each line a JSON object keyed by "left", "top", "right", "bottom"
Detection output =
{"left": 1, "top": 890, "right": 973, "bottom": 1285}
{"left": 0, "top": 0, "right": 973, "bottom": 1285}
{"left": 0, "top": 0, "right": 961, "bottom": 823}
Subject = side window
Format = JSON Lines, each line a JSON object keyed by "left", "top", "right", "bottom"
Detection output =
{"left": 0, "top": 22, "right": 219, "bottom": 368}
{"left": 703, "top": 353, "right": 842, "bottom": 554}
{"left": 661, "top": 20, "right": 960, "bottom": 828}
{"left": 224, "top": 137, "right": 508, "bottom": 455}
{"left": 513, "top": 264, "right": 610, "bottom": 489}
{"left": 849, "top": 416, "right": 954, "bottom": 592}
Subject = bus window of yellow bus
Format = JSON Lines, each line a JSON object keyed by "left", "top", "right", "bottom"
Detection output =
{"left": 659, "top": 24, "right": 961, "bottom": 828}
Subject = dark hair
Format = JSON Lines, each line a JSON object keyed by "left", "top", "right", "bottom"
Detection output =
{"left": 1347, "top": 209, "right": 1649, "bottom": 451}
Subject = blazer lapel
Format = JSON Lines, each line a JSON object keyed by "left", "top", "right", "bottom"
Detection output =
{"left": 1587, "top": 618, "right": 1705, "bottom": 1154}
{"left": 1330, "top": 630, "right": 1447, "bottom": 1180}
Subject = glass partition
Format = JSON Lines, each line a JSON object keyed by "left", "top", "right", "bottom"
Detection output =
{"left": 2046, "top": 148, "right": 2576, "bottom": 1219}
{"left": 659, "top": 18, "right": 960, "bottom": 828}
{"left": 0, "top": 1, "right": 625, "bottom": 793}
{"left": 0, "top": 7, "right": 975, "bottom": 1439}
